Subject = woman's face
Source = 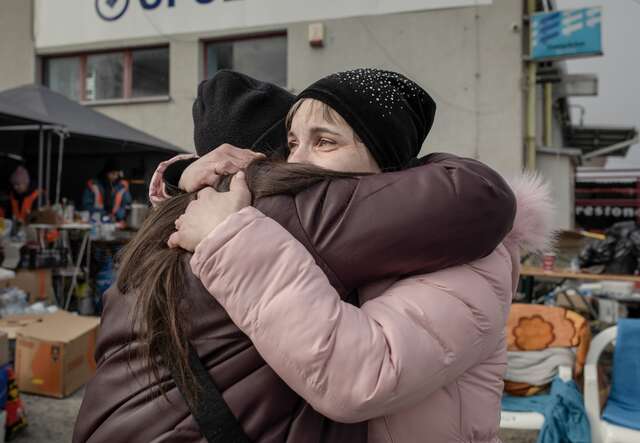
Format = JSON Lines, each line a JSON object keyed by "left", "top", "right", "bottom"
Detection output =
{"left": 287, "top": 99, "right": 381, "bottom": 173}
{"left": 12, "top": 181, "right": 28, "bottom": 195}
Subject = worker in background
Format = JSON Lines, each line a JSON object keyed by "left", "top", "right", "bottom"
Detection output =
{"left": 83, "top": 159, "right": 132, "bottom": 227}
{"left": 5, "top": 166, "right": 40, "bottom": 224}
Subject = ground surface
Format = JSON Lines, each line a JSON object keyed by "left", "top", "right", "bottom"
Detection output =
{"left": 10, "top": 387, "right": 538, "bottom": 443}
{"left": 12, "top": 388, "right": 84, "bottom": 443}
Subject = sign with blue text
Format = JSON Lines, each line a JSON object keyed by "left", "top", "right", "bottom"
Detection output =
{"left": 531, "top": 7, "right": 602, "bottom": 61}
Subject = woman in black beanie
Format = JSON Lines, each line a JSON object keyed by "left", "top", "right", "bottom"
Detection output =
{"left": 286, "top": 68, "right": 436, "bottom": 172}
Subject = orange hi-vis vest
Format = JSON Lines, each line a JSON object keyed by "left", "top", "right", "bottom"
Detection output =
{"left": 87, "top": 180, "right": 104, "bottom": 211}
{"left": 112, "top": 180, "right": 129, "bottom": 217}
{"left": 10, "top": 189, "right": 39, "bottom": 223}
{"left": 86, "top": 179, "right": 129, "bottom": 217}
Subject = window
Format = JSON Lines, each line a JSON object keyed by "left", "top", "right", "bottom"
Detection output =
{"left": 132, "top": 47, "right": 170, "bottom": 98}
{"left": 205, "top": 34, "right": 287, "bottom": 87}
{"left": 43, "top": 56, "right": 81, "bottom": 101}
{"left": 86, "top": 53, "right": 124, "bottom": 101}
{"left": 43, "top": 46, "right": 169, "bottom": 102}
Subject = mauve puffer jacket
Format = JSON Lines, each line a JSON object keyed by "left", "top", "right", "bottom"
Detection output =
{"left": 73, "top": 262, "right": 367, "bottom": 443}
{"left": 75, "top": 153, "right": 518, "bottom": 442}
{"left": 188, "top": 173, "right": 553, "bottom": 443}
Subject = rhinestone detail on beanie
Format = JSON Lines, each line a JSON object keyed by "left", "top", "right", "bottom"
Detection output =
{"left": 332, "top": 68, "right": 426, "bottom": 117}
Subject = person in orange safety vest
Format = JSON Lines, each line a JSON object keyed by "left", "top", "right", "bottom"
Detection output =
{"left": 82, "top": 159, "right": 132, "bottom": 224}
{"left": 6, "top": 166, "right": 40, "bottom": 223}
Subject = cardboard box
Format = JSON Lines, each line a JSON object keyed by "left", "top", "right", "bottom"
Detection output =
{"left": 0, "top": 314, "right": 46, "bottom": 340}
{"left": 0, "top": 315, "right": 47, "bottom": 365}
{"left": 1, "top": 269, "right": 54, "bottom": 304}
{"left": 15, "top": 310, "right": 100, "bottom": 398}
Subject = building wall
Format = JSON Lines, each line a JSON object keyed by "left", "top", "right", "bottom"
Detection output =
{"left": 39, "top": 0, "right": 525, "bottom": 176}
{"left": 290, "top": 0, "right": 524, "bottom": 176}
{"left": 8, "top": 1, "right": 525, "bottom": 176}
{"left": 0, "top": 0, "right": 36, "bottom": 91}
{"left": 539, "top": 153, "right": 576, "bottom": 230}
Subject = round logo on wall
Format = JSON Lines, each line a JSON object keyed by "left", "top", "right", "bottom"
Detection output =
{"left": 95, "top": 0, "right": 130, "bottom": 21}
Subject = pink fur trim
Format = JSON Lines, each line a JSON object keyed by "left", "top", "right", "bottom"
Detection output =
{"left": 148, "top": 153, "right": 197, "bottom": 206}
{"left": 505, "top": 172, "right": 556, "bottom": 254}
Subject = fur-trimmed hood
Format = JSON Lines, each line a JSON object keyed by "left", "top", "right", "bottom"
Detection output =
{"left": 505, "top": 172, "right": 556, "bottom": 254}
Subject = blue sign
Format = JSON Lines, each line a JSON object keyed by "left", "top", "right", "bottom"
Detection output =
{"left": 531, "top": 7, "right": 602, "bottom": 61}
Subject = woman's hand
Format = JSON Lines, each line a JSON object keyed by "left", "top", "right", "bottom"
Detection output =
{"left": 179, "top": 144, "right": 265, "bottom": 192}
{"left": 168, "top": 172, "right": 252, "bottom": 251}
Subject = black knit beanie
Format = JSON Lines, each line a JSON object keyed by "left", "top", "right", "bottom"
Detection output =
{"left": 296, "top": 68, "right": 436, "bottom": 171}
{"left": 192, "top": 70, "right": 295, "bottom": 156}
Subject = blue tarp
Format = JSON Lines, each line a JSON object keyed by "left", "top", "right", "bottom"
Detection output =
{"left": 502, "top": 377, "right": 591, "bottom": 443}
{"left": 602, "top": 319, "right": 640, "bottom": 431}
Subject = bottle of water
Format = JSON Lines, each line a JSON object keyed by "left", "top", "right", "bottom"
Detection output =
{"left": 90, "top": 213, "right": 102, "bottom": 240}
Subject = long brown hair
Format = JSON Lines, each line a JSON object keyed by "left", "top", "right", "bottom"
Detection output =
{"left": 116, "top": 159, "right": 363, "bottom": 406}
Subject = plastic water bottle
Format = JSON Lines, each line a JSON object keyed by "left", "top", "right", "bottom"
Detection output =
{"left": 90, "top": 213, "right": 102, "bottom": 240}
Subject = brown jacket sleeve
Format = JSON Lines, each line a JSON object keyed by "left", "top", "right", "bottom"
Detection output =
{"left": 258, "top": 153, "right": 516, "bottom": 296}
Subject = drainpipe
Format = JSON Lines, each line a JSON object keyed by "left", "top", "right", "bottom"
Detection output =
{"left": 544, "top": 82, "right": 553, "bottom": 147}
{"left": 526, "top": 0, "right": 537, "bottom": 170}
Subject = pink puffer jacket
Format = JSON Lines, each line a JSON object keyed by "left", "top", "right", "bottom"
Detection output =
{"left": 189, "top": 174, "right": 553, "bottom": 443}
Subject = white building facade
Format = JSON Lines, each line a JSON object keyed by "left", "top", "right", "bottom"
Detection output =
{"left": 1, "top": 0, "right": 526, "bottom": 179}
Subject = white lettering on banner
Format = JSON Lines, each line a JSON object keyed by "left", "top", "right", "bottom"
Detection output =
{"left": 575, "top": 206, "right": 638, "bottom": 218}
{"left": 35, "top": 0, "right": 491, "bottom": 49}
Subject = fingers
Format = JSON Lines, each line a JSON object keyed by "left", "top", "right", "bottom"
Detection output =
{"left": 202, "top": 144, "right": 243, "bottom": 162}
{"left": 195, "top": 172, "right": 249, "bottom": 198}
{"left": 207, "top": 144, "right": 266, "bottom": 163}
{"left": 191, "top": 158, "right": 249, "bottom": 190}
{"left": 213, "top": 158, "right": 246, "bottom": 176}
{"left": 188, "top": 145, "right": 265, "bottom": 192}
{"left": 229, "top": 171, "right": 249, "bottom": 192}
{"left": 230, "top": 171, "right": 252, "bottom": 204}
{"left": 170, "top": 212, "right": 189, "bottom": 248}
{"left": 167, "top": 231, "right": 181, "bottom": 249}
{"left": 196, "top": 187, "right": 215, "bottom": 200}
{"left": 191, "top": 169, "right": 221, "bottom": 190}
{"left": 174, "top": 214, "right": 184, "bottom": 230}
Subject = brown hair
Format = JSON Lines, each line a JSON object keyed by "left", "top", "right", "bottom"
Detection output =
{"left": 116, "top": 159, "right": 363, "bottom": 406}
{"left": 285, "top": 98, "right": 362, "bottom": 144}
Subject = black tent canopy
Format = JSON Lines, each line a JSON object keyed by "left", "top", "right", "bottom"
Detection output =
{"left": 0, "top": 96, "right": 51, "bottom": 126}
{"left": 0, "top": 84, "right": 184, "bottom": 154}
{"left": 0, "top": 84, "right": 187, "bottom": 206}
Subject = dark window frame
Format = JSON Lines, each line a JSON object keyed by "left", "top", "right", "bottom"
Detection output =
{"left": 202, "top": 31, "right": 287, "bottom": 84}
{"left": 42, "top": 44, "right": 170, "bottom": 102}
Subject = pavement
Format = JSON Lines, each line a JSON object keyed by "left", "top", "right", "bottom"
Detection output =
{"left": 9, "top": 386, "right": 539, "bottom": 443}
{"left": 499, "top": 429, "right": 539, "bottom": 443}
{"left": 12, "top": 388, "right": 84, "bottom": 443}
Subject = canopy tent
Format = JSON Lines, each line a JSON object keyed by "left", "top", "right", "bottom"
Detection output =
{"left": 0, "top": 96, "right": 51, "bottom": 126}
{"left": 0, "top": 84, "right": 187, "bottom": 207}
{"left": 0, "top": 84, "right": 184, "bottom": 154}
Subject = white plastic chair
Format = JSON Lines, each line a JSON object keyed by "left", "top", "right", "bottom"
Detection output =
{"left": 500, "top": 365, "right": 572, "bottom": 430}
{"left": 584, "top": 326, "right": 640, "bottom": 443}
